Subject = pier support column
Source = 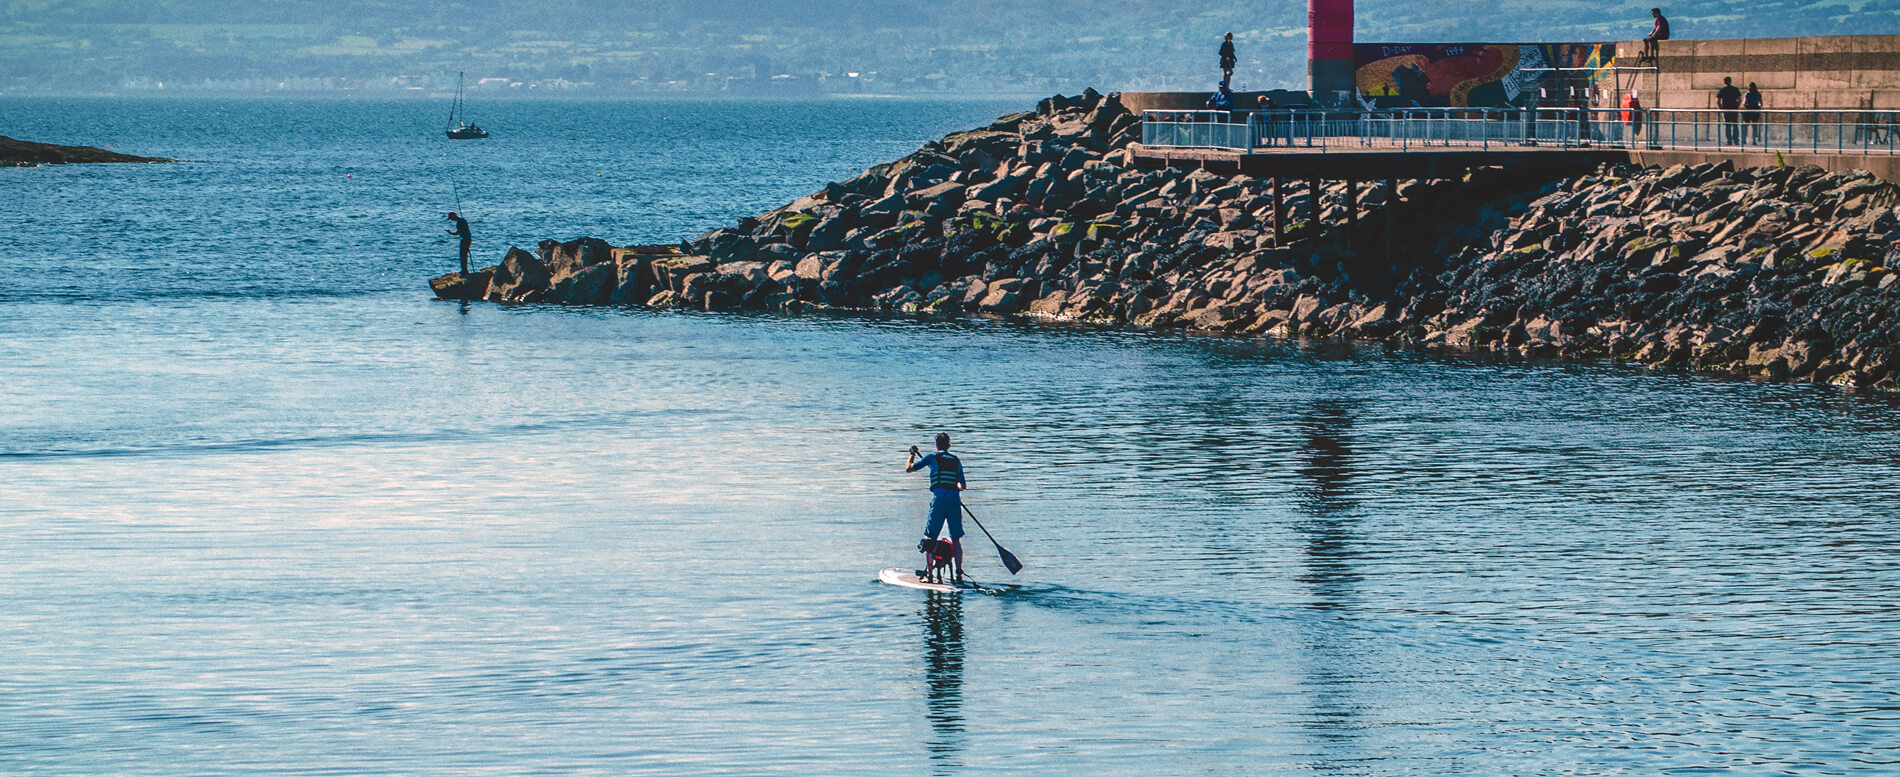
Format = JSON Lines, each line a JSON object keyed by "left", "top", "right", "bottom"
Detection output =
{"left": 1385, "top": 178, "right": 1398, "bottom": 267}
{"left": 1308, "top": 177, "right": 1322, "bottom": 241}
{"left": 1345, "top": 178, "right": 1358, "bottom": 249}
{"left": 1273, "top": 177, "right": 1286, "bottom": 245}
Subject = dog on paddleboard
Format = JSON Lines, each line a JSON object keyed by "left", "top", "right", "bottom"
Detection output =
{"left": 917, "top": 537, "right": 961, "bottom": 584}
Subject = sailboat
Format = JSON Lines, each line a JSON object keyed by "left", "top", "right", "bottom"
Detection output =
{"left": 446, "top": 72, "right": 489, "bottom": 139}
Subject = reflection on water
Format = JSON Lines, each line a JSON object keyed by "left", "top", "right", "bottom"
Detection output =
{"left": 1295, "top": 399, "right": 1360, "bottom": 606}
{"left": 920, "top": 593, "right": 965, "bottom": 771}
{"left": 1292, "top": 399, "right": 1372, "bottom": 760}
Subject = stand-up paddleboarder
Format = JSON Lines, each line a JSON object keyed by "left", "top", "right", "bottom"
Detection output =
{"left": 906, "top": 433, "right": 967, "bottom": 583}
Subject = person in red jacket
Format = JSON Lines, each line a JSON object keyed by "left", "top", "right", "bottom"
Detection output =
{"left": 1622, "top": 90, "right": 1645, "bottom": 143}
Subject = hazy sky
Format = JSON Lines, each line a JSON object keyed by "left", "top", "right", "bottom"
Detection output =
{"left": 4, "top": 0, "right": 1891, "bottom": 93}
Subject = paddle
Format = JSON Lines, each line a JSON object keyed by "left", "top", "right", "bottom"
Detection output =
{"left": 961, "top": 503, "right": 1024, "bottom": 575}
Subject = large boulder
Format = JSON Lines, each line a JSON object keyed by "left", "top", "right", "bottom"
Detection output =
{"left": 484, "top": 248, "right": 552, "bottom": 303}
{"left": 609, "top": 251, "right": 658, "bottom": 304}
{"left": 708, "top": 231, "right": 758, "bottom": 264}
{"left": 538, "top": 237, "right": 615, "bottom": 278}
{"left": 872, "top": 285, "right": 925, "bottom": 311}
{"left": 907, "top": 181, "right": 967, "bottom": 211}
{"left": 547, "top": 262, "right": 616, "bottom": 305}
{"left": 806, "top": 215, "right": 849, "bottom": 252}
{"left": 977, "top": 278, "right": 1027, "bottom": 314}
{"left": 652, "top": 255, "right": 715, "bottom": 294}
{"left": 719, "top": 261, "right": 773, "bottom": 289}
{"left": 858, "top": 194, "right": 906, "bottom": 229}
{"left": 429, "top": 268, "right": 494, "bottom": 301}
{"left": 756, "top": 243, "right": 801, "bottom": 265}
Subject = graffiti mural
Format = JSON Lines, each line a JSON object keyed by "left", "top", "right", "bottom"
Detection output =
{"left": 1355, "top": 43, "right": 1614, "bottom": 108}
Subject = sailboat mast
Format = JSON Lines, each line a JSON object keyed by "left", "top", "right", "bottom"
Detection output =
{"left": 448, "top": 72, "right": 464, "bottom": 126}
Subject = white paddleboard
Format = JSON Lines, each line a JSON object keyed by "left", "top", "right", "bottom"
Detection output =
{"left": 878, "top": 567, "right": 967, "bottom": 593}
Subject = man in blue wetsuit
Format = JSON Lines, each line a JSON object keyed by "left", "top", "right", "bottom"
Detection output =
{"left": 906, "top": 432, "right": 966, "bottom": 582}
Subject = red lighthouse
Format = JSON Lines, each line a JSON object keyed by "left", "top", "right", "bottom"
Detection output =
{"left": 1309, "top": 0, "right": 1355, "bottom": 104}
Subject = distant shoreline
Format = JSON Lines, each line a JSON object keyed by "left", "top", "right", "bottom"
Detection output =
{"left": 0, "top": 136, "right": 174, "bottom": 166}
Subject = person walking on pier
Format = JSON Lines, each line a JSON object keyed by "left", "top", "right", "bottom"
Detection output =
{"left": 1643, "top": 8, "right": 1670, "bottom": 64}
{"left": 1744, "top": 82, "right": 1765, "bottom": 145}
{"left": 446, "top": 211, "right": 473, "bottom": 274}
{"left": 1717, "top": 77, "right": 1744, "bottom": 146}
{"left": 1219, "top": 33, "right": 1237, "bottom": 83}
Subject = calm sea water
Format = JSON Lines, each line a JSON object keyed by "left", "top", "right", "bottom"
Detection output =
{"left": 3, "top": 97, "right": 1899, "bottom": 776}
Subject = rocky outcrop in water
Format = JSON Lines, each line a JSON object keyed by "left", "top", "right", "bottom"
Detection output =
{"left": 1, "top": 136, "right": 173, "bottom": 166}
{"left": 433, "top": 238, "right": 681, "bottom": 305}
{"left": 430, "top": 90, "right": 1900, "bottom": 389}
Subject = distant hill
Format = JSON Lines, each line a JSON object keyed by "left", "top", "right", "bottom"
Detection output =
{"left": 4, "top": 0, "right": 1896, "bottom": 95}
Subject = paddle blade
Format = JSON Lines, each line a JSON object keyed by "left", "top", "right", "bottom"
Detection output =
{"left": 997, "top": 545, "right": 1024, "bottom": 575}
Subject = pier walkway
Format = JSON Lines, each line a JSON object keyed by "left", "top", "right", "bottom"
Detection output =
{"left": 1130, "top": 106, "right": 1900, "bottom": 256}
{"left": 1134, "top": 107, "right": 1900, "bottom": 180}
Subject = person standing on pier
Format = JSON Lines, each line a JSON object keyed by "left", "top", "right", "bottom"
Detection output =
{"left": 1643, "top": 9, "right": 1670, "bottom": 63}
{"left": 1717, "top": 77, "right": 1744, "bottom": 146}
{"left": 1744, "top": 82, "right": 1765, "bottom": 145}
{"left": 1219, "top": 33, "right": 1237, "bottom": 83}
{"left": 446, "top": 211, "right": 472, "bottom": 274}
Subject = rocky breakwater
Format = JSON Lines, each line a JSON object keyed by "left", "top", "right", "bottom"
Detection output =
{"left": 430, "top": 90, "right": 1900, "bottom": 389}
{"left": 429, "top": 239, "right": 689, "bottom": 305}
{"left": 433, "top": 89, "right": 1421, "bottom": 316}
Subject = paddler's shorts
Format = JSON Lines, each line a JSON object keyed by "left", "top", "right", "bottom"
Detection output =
{"left": 923, "top": 491, "right": 964, "bottom": 540}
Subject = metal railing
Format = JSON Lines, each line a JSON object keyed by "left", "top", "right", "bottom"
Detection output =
{"left": 1611, "top": 108, "right": 1900, "bottom": 154}
{"left": 1355, "top": 108, "right": 1583, "bottom": 149}
{"left": 1142, "top": 107, "right": 1900, "bottom": 156}
{"left": 1139, "top": 110, "right": 1251, "bottom": 150}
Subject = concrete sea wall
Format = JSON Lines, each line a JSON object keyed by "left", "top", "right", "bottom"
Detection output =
{"left": 1645, "top": 35, "right": 1900, "bottom": 111}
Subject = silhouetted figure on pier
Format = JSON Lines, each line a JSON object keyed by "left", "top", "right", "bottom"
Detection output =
{"left": 446, "top": 211, "right": 472, "bottom": 274}
{"left": 1643, "top": 9, "right": 1670, "bottom": 63}
{"left": 1219, "top": 33, "right": 1237, "bottom": 82}
{"left": 1744, "top": 82, "right": 1764, "bottom": 144}
{"left": 1257, "top": 94, "right": 1280, "bottom": 146}
{"left": 1717, "top": 77, "right": 1743, "bottom": 146}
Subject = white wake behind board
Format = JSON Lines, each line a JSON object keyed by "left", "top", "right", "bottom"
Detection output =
{"left": 878, "top": 567, "right": 966, "bottom": 593}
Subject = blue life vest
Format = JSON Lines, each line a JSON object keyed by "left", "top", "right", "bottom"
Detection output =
{"left": 930, "top": 452, "right": 962, "bottom": 491}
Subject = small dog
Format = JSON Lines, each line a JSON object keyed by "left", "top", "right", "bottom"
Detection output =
{"left": 917, "top": 537, "right": 960, "bottom": 584}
